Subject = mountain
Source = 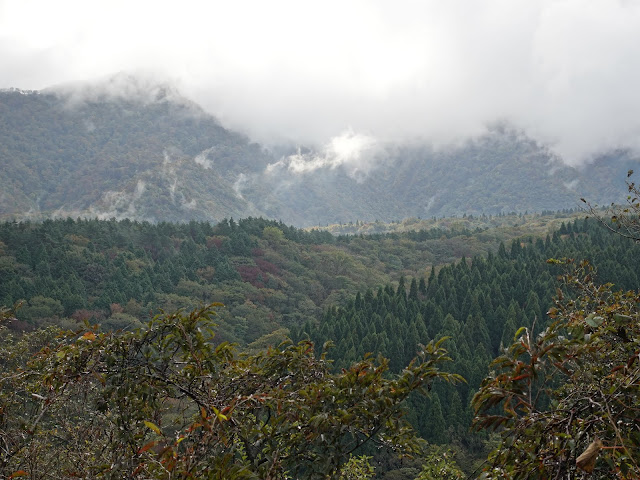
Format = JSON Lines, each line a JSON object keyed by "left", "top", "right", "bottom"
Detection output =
{"left": 0, "top": 76, "right": 637, "bottom": 226}
{"left": 0, "top": 76, "right": 274, "bottom": 223}
{"left": 253, "top": 127, "right": 639, "bottom": 225}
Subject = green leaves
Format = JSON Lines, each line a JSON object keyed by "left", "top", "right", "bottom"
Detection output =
{"left": 473, "top": 261, "right": 640, "bottom": 479}
{"left": 585, "top": 313, "right": 604, "bottom": 328}
{"left": 0, "top": 303, "right": 456, "bottom": 479}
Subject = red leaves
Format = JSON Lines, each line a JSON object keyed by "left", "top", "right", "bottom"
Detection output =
{"left": 8, "top": 471, "right": 28, "bottom": 479}
{"left": 137, "top": 440, "right": 157, "bottom": 454}
{"left": 81, "top": 331, "right": 96, "bottom": 341}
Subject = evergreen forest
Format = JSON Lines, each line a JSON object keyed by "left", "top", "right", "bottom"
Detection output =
{"left": 1, "top": 206, "right": 640, "bottom": 478}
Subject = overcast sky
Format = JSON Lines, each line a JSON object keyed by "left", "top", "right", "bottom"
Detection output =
{"left": 1, "top": 0, "right": 640, "bottom": 165}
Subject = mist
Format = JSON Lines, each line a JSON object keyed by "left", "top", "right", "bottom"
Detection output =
{"left": 2, "top": 0, "right": 640, "bottom": 165}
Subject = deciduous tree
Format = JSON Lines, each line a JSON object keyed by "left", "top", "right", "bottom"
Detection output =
{"left": 473, "top": 260, "right": 640, "bottom": 478}
{"left": 0, "top": 303, "right": 461, "bottom": 479}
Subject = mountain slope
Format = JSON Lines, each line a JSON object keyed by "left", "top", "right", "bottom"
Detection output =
{"left": 0, "top": 78, "right": 637, "bottom": 226}
{"left": 244, "top": 128, "right": 638, "bottom": 224}
{"left": 0, "top": 82, "right": 272, "bottom": 222}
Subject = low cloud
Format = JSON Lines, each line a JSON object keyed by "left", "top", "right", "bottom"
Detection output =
{"left": 267, "top": 130, "right": 384, "bottom": 181}
{"left": 233, "top": 173, "right": 248, "bottom": 200}
{"left": 1, "top": 1, "right": 640, "bottom": 165}
{"left": 194, "top": 147, "right": 215, "bottom": 170}
{"left": 88, "top": 180, "right": 147, "bottom": 221}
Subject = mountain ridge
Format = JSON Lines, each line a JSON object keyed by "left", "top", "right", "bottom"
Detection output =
{"left": 0, "top": 77, "right": 637, "bottom": 226}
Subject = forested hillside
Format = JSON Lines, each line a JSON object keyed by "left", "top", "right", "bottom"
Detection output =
{"left": 0, "top": 212, "right": 579, "bottom": 345}
{"left": 300, "top": 218, "right": 640, "bottom": 468}
{"left": 1, "top": 80, "right": 638, "bottom": 226}
{"left": 263, "top": 130, "right": 639, "bottom": 224}
{"left": 2, "top": 210, "right": 640, "bottom": 477}
{"left": 0, "top": 84, "right": 273, "bottom": 222}
{"left": 3, "top": 1, "right": 640, "bottom": 475}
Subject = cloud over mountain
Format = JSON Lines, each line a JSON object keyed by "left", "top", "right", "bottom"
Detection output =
{"left": 1, "top": 1, "right": 640, "bottom": 165}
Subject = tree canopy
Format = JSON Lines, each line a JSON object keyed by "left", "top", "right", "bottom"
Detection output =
{"left": 0, "top": 303, "right": 461, "bottom": 479}
{"left": 473, "top": 260, "right": 640, "bottom": 476}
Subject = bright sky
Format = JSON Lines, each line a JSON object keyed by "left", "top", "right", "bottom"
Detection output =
{"left": 1, "top": 0, "right": 640, "bottom": 164}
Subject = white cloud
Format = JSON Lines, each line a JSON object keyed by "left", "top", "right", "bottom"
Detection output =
{"left": 194, "top": 147, "right": 215, "bottom": 170}
{"left": 1, "top": 1, "right": 640, "bottom": 164}
{"left": 267, "top": 130, "right": 383, "bottom": 181}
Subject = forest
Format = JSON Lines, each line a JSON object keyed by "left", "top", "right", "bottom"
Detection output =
{"left": 1, "top": 200, "right": 640, "bottom": 478}
{"left": 1, "top": 88, "right": 638, "bottom": 226}
{"left": 0, "top": 211, "right": 580, "bottom": 343}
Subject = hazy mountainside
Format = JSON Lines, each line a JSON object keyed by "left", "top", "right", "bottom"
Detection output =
{"left": 0, "top": 78, "right": 638, "bottom": 226}
{"left": 0, "top": 81, "right": 273, "bottom": 222}
{"left": 259, "top": 130, "right": 639, "bottom": 225}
